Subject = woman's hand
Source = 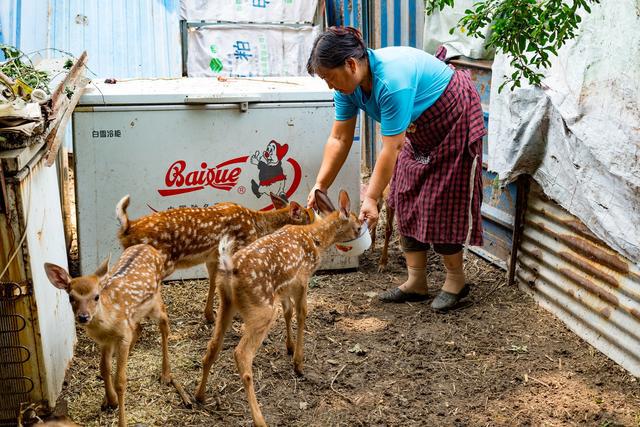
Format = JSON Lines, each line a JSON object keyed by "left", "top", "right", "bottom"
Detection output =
{"left": 359, "top": 195, "right": 379, "bottom": 228}
{"left": 307, "top": 183, "right": 327, "bottom": 209}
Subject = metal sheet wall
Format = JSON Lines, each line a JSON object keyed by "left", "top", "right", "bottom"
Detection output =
{"left": 3, "top": 0, "right": 181, "bottom": 78}
{"left": 0, "top": 0, "right": 50, "bottom": 55}
{"left": 516, "top": 181, "right": 640, "bottom": 377}
{"left": 326, "top": 0, "right": 424, "bottom": 49}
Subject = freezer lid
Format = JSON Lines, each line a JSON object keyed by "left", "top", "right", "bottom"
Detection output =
{"left": 79, "top": 76, "right": 335, "bottom": 105}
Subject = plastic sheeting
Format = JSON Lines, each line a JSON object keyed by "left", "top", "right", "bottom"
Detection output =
{"left": 180, "top": 0, "right": 318, "bottom": 23}
{"left": 488, "top": 0, "right": 640, "bottom": 264}
{"left": 423, "top": 0, "right": 494, "bottom": 60}
{"left": 186, "top": 25, "right": 320, "bottom": 77}
{"left": 181, "top": 0, "right": 320, "bottom": 77}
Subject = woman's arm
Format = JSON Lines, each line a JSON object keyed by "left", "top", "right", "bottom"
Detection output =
{"left": 359, "top": 131, "right": 405, "bottom": 226}
{"left": 307, "top": 116, "right": 358, "bottom": 208}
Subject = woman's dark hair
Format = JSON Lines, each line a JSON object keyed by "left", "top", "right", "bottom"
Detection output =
{"left": 306, "top": 26, "right": 367, "bottom": 76}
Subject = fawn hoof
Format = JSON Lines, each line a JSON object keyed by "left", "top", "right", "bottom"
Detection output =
{"left": 204, "top": 310, "right": 215, "bottom": 324}
{"left": 194, "top": 387, "right": 206, "bottom": 403}
{"left": 286, "top": 344, "right": 294, "bottom": 356}
{"left": 160, "top": 373, "right": 172, "bottom": 385}
{"left": 294, "top": 363, "right": 304, "bottom": 377}
{"left": 101, "top": 398, "right": 118, "bottom": 411}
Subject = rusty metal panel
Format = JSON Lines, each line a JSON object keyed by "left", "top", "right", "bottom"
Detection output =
{"left": 515, "top": 181, "right": 640, "bottom": 377}
{"left": 0, "top": 147, "right": 75, "bottom": 424}
{"left": 449, "top": 57, "right": 492, "bottom": 107}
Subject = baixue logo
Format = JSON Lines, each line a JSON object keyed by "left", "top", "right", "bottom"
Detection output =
{"left": 157, "top": 148, "right": 301, "bottom": 211}
{"left": 158, "top": 157, "right": 246, "bottom": 196}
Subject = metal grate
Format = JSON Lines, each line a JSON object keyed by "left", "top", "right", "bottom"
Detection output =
{"left": 0, "top": 282, "right": 33, "bottom": 424}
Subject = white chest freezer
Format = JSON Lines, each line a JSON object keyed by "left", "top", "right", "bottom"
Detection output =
{"left": 72, "top": 77, "right": 360, "bottom": 278}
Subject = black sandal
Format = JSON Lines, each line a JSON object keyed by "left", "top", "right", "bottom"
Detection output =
{"left": 431, "top": 284, "right": 471, "bottom": 312}
{"left": 378, "top": 287, "right": 429, "bottom": 303}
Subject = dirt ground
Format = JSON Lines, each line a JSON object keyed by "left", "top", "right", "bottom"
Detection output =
{"left": 53, "top": 162, "right": 639, "bottom": 426}
{"left": 56, "top": 226, "right": 640, "bottom": 426}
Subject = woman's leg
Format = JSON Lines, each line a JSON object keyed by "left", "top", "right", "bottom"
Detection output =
{"left": 400, "top": 250, "right": 428, "bottom": 294}
{"left": 378, "top": 235, "right": 429, "bottom": 302}
{"left": 431, "top": 244, "right": 469, "bottom": 312}
{"left": 434, "top": 244, "right": 465, "bottom": 294}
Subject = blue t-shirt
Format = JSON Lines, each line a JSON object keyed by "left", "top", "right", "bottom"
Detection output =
{"left": 334, "top": 47, "right": 454, "bottom": 136}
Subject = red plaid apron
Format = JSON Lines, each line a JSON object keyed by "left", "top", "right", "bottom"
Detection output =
{"left": 387, "top": 53, "right": 486, "bottom": 246}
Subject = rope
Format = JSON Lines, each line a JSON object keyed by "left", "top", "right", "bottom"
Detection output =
{"left": 464, "top": 154, "right": 479, "bottom": 256}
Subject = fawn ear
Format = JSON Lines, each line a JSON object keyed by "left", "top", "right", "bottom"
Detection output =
{"left": 338, "top": 190, "right": 351, "bottom": 220}
{"left": 94, "top": 254, "right": 111, "bottom": 281}
{"left": 314, "top": 189, "right": 336, "bottom": 216}
{"left": 269, "top": 192, "right": 289, "bottom": 209}
{"left": 288, "top": 201, "right": 304, "bottom": 219}
{"left": 44, "top": 263, "right": 72, "bottom": 291}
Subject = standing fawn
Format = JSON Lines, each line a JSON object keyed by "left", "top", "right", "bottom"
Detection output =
{"left": 44, "top": 244, "right": 185, "bottom": 427}
{"left": 369, "top": 184, "right": 394, "bottom": 271}
{"left": 116, "top": 194, "right": 315, "bottom": 322}
{"left": 194, "top": 189, "right": 362, "bottom": 427}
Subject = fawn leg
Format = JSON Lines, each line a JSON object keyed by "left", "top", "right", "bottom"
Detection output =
{"left": 234, "top": 306, "right": 273, "bottom": 427}
{"left": 129, "top": 323, "right": 143, "bottom": 353}
{"left": 378, "top": 204, "right": 395, "bottom": 272}
{"left": 204, "top": 261, "right": 219, "bottom": 323}
{"left": 195, "top": 286, "right": 236, "bottom": 402}
{"left": 292, "top": 282, "right": 308, "bottom": 376}
{"left": 115, "top": 339, "right": 131, "bottom": 427}
{"left": 100, "top": 343, "right": 118, "bottom": 410}
{"left": 370, "top": 197, "right": 383, "bottom": 249}
{"left": 280, "top": 296, "right": 294, "bottom": 355}
{"left": 154, "top": 296, "right": 172, "bottom": 384}
{"left": 153, "top": 294, "right": 192, "bottom": 407}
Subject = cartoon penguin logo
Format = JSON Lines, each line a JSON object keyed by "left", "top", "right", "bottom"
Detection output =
{"left": 250, "top": 140, "right": 289, "bottom": 200}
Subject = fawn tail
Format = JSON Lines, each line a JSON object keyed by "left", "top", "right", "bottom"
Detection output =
{"left": 116, "top": 195, "right": 130, "bottom": 236}
{"left": 217, "top": 235, "right": 236, "bottom": 295}
{"left": 218, "top": 235, "right": 235, "bottom": 274}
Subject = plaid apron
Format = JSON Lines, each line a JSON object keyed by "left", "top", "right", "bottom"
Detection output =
{"left": 387, "top": 51, "right": 486, "bottom": 246}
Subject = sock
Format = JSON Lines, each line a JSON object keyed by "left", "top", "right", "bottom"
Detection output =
{"left": 441, "top": 264, "right": 465, "bottom": 294}
{"left": 399, "top": 266, "right": 428, "bottom": 294}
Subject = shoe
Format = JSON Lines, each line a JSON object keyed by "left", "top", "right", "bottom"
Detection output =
{"left": 431, "top": 284, "right": 471, "bottom": 312}
{"left": 378, "top": 287, "right": 429, "bottom": 303}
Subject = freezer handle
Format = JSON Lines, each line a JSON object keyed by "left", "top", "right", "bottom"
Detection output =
{"left": 184, "top": 95, "right": 261, "bottom": 104}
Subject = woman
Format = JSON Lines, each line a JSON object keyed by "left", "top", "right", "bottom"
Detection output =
{"left": 306, "top": 26, "right": 486, "bottom": 312}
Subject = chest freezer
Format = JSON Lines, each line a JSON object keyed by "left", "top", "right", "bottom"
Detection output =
{"left": 72, "top": 77, "right": 360, "bottom": 279}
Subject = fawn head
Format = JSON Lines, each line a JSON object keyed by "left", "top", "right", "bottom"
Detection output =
{"left": 314, "top": 189, "right": 362, "bottom": 242}
{"left": 44, "top": 257, "right": 111, "bottom": 325}
{"left": 270, "top": 192, "right": 315, "bottom": 225}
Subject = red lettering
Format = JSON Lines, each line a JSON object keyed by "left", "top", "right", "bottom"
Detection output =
{"left": 229, "top": 168, "right": 241, "bottom": 182}
{"left": 165, "top": 160, "right": 185, "bottom": 187}
{"left": 185, "top": 170, "right": 200, "bottom": 187}
{"left": 159, "top": 158, "right": 248, "bottom": 197}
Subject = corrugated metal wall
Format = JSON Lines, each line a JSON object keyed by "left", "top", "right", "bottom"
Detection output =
{"left": 516, "top": 180, "right": 640, "bottom": 377}
{"left": 326, "top": 0, "right": 424, "bottom": 49}
{"left": 374, "top": 0, "right": 424, "bottom": 49}
{"left": 0, "top": 0, "right": 49, "bottom": 55}
{"left": 2, "top": 0, "right": 181, "bottom": 78}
